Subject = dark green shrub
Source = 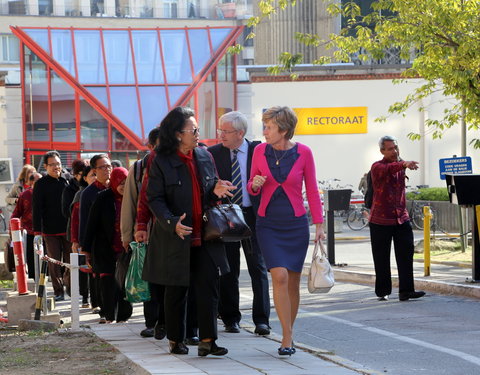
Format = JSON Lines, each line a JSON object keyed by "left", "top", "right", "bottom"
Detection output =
{"left": 406, "top": 187, "right": 449, "bottom": 201}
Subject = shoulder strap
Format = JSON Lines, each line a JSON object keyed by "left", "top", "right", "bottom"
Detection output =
{"left": 133, "top": 159, "right": 143, "bottom": 195}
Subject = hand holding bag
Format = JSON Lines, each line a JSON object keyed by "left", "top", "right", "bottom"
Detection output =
{"left": 308, "top": 240, "right": 334, "bottom": 293}
{"left": 125, "top": 241, "right": 151, "bottom": 303}
{"left": 202, "top": 199, "right": 252, "bottom": 242}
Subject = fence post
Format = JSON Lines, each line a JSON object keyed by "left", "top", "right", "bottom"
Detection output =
{"left": 423, "top": 206, "right": 432, "bottom": 277}
{"left": 70, "top": 253, "right": 80, "bottom": 330}
{"left": 10, "top": 218, "right": 28, "bottom": 294}
{"left": 34, "top": 260, "right": 48, "bottom": 320}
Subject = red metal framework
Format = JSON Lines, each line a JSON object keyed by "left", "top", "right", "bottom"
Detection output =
{"left": 12, "top": 25, "right": 243, "bottom": 159}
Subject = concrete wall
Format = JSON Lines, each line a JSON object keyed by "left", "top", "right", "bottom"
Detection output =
{"left": 0, "top": 86, "right": 22, "bottom": 208}
{"left": 241, "top": 78, "right": 477, "bottom": 192}
{"left": 253, "top": 0, "right": 338, "bottom": 65}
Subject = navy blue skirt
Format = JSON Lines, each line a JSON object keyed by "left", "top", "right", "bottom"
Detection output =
{"left": 256, "top": 192, "right": 310, "bottom": 273}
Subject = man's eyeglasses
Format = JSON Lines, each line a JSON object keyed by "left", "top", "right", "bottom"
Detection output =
{"left": 96, "top": 164, "right": 112, "bottom": 171}
{"left": 216, "top": 129, "right": 238, "bottom": 135}
{"left": 181, "top": 128, "right": 200, "bottom": 135}
{"left": 47, "top": 162, "right": 62, "bottom": 168}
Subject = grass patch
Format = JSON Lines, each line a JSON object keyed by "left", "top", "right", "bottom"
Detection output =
{"left": 414, "top": 239, "right": 472, "bottom": 263}
{"left": 0, "top": 280, "right": 13, "bottom": 288}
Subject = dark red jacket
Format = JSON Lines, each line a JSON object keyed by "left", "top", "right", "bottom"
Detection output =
{"left": 11, "top": 188, "right": 34, "bottom": 235}
{"left": 369, "top": 158, "right": 409, "bottom": 226}
{"left": 135, "top": 151, "right": 156, "bottom": 232}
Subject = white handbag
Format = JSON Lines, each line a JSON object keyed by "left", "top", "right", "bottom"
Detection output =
{"left": 307, "top": 240, "right": 334, "bottom": 293}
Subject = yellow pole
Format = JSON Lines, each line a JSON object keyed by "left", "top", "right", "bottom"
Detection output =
{"left": 423, "top": 206, "right": 432, "bottom": 277}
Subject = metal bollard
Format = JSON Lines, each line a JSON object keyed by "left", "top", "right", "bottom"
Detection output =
{"left": 34, "top": 260, "right": 48, "bottom": 320}
{"left": 10, "top": 218, "right": 28, "bottom": 295}
{"left": 70, "top": 253, "right": 80, "bottom": 330}
{"left": 423, "top": 206, "right": 432, "bottom": 277}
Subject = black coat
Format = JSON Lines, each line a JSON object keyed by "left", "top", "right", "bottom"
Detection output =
{"left": 83, "top": 189, "right": 117, "bottom": 274}
{"left": 61, "top": 178, "right": 80, "bottom": 242}
{"left": 208, "top": 139, "right": 261, "bottom": 210}
{"left": 143, "top": 147, "right": 229, "bottom": 287}
{"left": 32, "top": 173, "right": 70, "bottom": 235}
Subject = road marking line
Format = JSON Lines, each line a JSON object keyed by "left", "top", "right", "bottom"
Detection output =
{"left": 240, "top": 291, "right": 480, "bottom": 366}
{"left": 298, "top": 309, "right": 480, "bottom": 366}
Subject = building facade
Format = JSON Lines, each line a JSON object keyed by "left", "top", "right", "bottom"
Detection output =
{"left": 0, "top": 3, "right": 250, "bottom": 207}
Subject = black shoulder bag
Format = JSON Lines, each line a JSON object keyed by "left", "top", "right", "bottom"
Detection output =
{"left": 202, "top": 199, "right": 252, "bottom": 242}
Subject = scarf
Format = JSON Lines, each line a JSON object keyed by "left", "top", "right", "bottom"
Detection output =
{"left": 176, "top": 150, "right": 202, "bottom": 247}
{"left": 110, "top": 167, "right": 128, "bottom": 255}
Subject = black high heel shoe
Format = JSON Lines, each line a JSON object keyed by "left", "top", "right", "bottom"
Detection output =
{"left": 278, "top": 341, "right": 296, "bottom": 356}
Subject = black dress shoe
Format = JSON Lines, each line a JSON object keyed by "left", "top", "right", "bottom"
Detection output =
{"left": 224, "top": 322, "right": 240, "bottom": 333}
{"left": 254, "top": 323, "right": 270, "bottom": 336}
{"left": 399, "top": 291, "right": 426, "bottom": 301}
{"left": 377, "top": 295, "right": 389, "bottom": 301}
{"left": 154, "top": 323, "right": 166, "bottom": 340}
{"left": 185, "top": 336, "right": 200, "bottom": 346}
{"left": 198, "top": 341, "right": 228, "bottom": 357}
{"left": 169, "top": 341, "right": 189, "bottom": 355}
{"left": 140, "top": 327, "right": 154, "bottom": 338}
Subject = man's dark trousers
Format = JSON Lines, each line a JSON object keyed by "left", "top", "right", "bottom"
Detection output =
{"left": 369, "top": 221, "right": 415, "bottom": 297}
{"left": 218, "top": 206, "right": 270, "bottom": 326}
{"left": 43, "top": 235, "right": 72, "bottom": 297}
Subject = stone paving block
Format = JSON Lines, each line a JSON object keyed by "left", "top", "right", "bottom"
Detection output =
{"left": 5, "top": 291, "right": 36, "bottom": 325}
{"left": 17, "top": 319, "right": 56, "bottom": 331}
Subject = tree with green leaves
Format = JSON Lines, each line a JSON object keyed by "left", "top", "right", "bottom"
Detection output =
{"left": 234, "top": 0, "right": 480, "bottom": 147}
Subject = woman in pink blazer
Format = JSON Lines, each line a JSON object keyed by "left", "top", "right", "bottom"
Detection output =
{"left": 247, "top": 106, "right": 325, "bottom": 356}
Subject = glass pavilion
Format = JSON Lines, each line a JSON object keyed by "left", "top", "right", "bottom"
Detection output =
{"left": 11, "top": 25, "right": 243, "bottom": 168}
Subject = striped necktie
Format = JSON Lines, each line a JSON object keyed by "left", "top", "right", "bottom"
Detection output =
{"left": 231, "top": 149, "right": 243, "bottom": 205}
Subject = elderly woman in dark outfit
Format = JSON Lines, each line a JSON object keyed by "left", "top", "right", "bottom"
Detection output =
{"left": 143, "top": 106, "right": 235, "bottom": 356}
{"left": 83, "top": 167, "right": 133, "bottom": 323}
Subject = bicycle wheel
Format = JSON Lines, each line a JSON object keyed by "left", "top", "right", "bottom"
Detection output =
{"left": 347, "top": 208, "right": 368, "bottom": 230}
{"left": 411, "top": 206, "right": 424, "bottom": 230}
{"left": 411, "top": 204, "right": 435, "bottom": 231}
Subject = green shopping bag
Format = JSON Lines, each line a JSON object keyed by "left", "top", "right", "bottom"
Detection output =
{"left": 125, "top": 241, "right": 151, "bottom": 303}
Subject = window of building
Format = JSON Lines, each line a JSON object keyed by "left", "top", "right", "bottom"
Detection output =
{"left": 242, "top": 27, "right": 254, "bottom": 47}
{"left": 14, "top": 26, "right": 241, "bottom": 159}
{"left": 0, "top": 35, "right": 20, "bottom": 63}
{"left": 8, "top": 0, "right": 26, "bottom": 15}
{"left": 164, "top": 0, "right": 178, "bottom": 18}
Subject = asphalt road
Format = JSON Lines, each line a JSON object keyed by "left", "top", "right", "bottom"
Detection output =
{"left": 239, "top": 277, "right": 480, "bottom": 375}
{"left": 237, "top": 229, "right": 480, "bottom": 375}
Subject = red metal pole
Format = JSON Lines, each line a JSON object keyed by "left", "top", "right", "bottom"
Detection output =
{"left": 10, "top": 218, "right": 28, "bottom": 295}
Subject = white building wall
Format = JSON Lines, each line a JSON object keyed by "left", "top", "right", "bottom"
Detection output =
{"left": 243, "top": 78, "right": 477, "bottom": 192}
{"left": 1, "top": 86, "right": 23, "bottom": 207}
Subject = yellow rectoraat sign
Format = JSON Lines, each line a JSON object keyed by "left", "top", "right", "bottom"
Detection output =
{"left": 293, "top": 107, "right": 368, "bottom": 135}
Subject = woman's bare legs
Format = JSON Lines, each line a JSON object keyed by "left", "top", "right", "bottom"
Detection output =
{"left": 287, "top": 270, "right": 301, "bottom": 326}
{"left": 270, "top": 267, "right": 302, "bottom": 348}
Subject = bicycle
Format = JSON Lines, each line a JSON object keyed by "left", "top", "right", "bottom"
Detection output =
{"left": 0, "top": 208, "right": 6, "bottom": 233}
{"left": 409, "top": 198, "right": 436, "bottom": 231}
{"left": 346, "top": 205, "right": 369, "bottom": 230}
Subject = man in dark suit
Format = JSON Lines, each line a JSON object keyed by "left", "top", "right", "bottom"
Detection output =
{"left": 208, "top": 111, "right": 271, "bottom": 336}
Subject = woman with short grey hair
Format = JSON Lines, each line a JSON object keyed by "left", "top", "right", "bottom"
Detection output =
{"left": 248, "top": 105, "right": 325, "bottom": 356}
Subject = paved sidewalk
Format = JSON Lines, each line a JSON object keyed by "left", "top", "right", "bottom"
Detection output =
{"left": 90, "top": 322, "right": 367, "bottom": 375}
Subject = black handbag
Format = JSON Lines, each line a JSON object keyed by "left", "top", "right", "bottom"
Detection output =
{"left": 115, "top": 248, "right": 132, "bottom": 291}
{"left": 4, "top": 239, "right": 15, "bottom": 273}
{"left": 202, "top": 201, "right": 252, "bottom": 242}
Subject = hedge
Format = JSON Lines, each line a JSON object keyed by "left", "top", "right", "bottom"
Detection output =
{"left": 406, "top": 187, "right": 449, "bottom": 201}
